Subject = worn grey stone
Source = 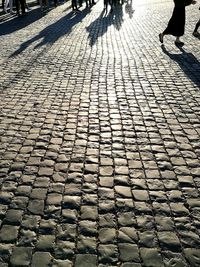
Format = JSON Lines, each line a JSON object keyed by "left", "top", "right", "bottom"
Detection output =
{"left": 98, "top": 244, "right": 118, "bottom": 263}
{"left": 74, "top": 254, "right": 97, "bottom": 267}
{"left": 31, "top": 252, "right": 52, "bottom": 267}
{"left": 119, "top": 243, "right": 140, "bottom": 262}
{"left": 10, "top": 247, "right": 33, "bottom": 266}
{"left": 140, "top": 248, "right": 164, "bottom": 267}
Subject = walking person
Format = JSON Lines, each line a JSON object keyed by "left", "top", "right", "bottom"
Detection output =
{"left": 71, "top": 0, "right": 78, "bottom": 12}
{"left": 159, "top": 0, "right": 196, "bottom": 46}
{"left": 193, "top": 7, "right": 200, "bottom": 36}
{"left": 15, "top": 0, "right": 26, "bottom": 15}
{"left": 4, "top": 0, "right": 14, "bottom": 14}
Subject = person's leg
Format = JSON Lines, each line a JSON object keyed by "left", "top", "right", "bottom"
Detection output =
{"left": 159, "top": 6, "right": 185, "bottom": 44}
{"left": 9, "top": 0, "right": 13, "bottom": 13}
{"left": 39, "top": 0, "right": 43, "bottom": 10}
{"left": 15, "top": 0, "right": 20, "bottom": 15}
{"left": 4, "top": 0, "right": 9, "bottom": 12}
{"left": 72, "top": 0, "right": 78, "bottom": 10}
{"left": 20, "top": 0, "right": 26, "bottom": 14}
{"left": 85, "top": 0, "right": 91, "bottom": 7}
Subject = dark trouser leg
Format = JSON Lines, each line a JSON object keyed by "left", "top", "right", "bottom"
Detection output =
{"left": 72, "top": 0, "right": 77, "bottom": 9}
{"left": 15, "top": 0, "right": 20, "bottom": 14}
{"left": 20, "top": 0, "right": 25, "bottom": 13}
{"left": 86, "top": 0, "right": 91, "bottom": 7}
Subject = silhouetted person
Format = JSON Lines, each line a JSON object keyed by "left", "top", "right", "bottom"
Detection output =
{"left": 125, "top": 0, "right": 134, "bottom": 19}
{"left": 16, "top": 0, "right": 26, "bottom": 16}
{"left": 159, "top": 0, "right": 196, "bottom": 46}
{"left": 2, "top": 0, "right": 5, "bottom": 8}
{"left": 71, "top": 0, "right": 78, "bottom": 11}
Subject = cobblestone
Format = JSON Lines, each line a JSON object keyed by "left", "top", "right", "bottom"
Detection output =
{"left": 0, "top": 0, "right": 200, "bottom": 265}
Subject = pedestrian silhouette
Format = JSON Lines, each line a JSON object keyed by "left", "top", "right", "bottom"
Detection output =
{"left": 159, "top": 0, "right": 196, "bottom": 46}
{"left": 71, "top": 0, "right": 79, "bottom": 12}
{"left": 125, "top": 0, "right": 134, "bottom": 19}
{"left": 15, "top": 0, "right": 26, "bottom": 16}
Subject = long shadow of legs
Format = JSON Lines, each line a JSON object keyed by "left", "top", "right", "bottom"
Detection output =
{"left": 9, "top": 8, "right": 91, "bottom": 57}
{"left": 161, "top": 44, "right": 200, "bottom": 88}
{"left": 112, "top": 3, "right": 124, "bottom": 31}
{"left": 86, "top": 9, "right": 113, "bottom": 46}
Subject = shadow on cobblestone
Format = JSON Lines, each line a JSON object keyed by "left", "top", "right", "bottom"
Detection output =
{"left": 86, "top": 10, "right": 111, "bottom": 46}
{"left": 9, "top": 8, "right": 91, "bottom": 57}
{"left": 0, "top": 8, "right": 44, "bottom": 36}
{"left": 193, "top": 34, "right": 200, "bottom": 40}
{"left": 86, "top": 4, "right": 126, "bottom": 46}
{"left": 124, "top": 0, "right": 134, "bottom": 18}
{"left": 161, "top": 44, "right": 200, "bottom": 88}
{"left": 112, "top": 4, "right": 124, "bottom": 31}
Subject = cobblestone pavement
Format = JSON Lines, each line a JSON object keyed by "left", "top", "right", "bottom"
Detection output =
{"left": 0, "top": 0, "right": 200, "bottom": 266}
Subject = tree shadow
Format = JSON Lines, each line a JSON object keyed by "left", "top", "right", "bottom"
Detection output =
{"left": 161, "top": 44, "right": 200, "bottom": 88}
{"left": 0, "top": 8, "right": 45, "bottom": 36}
{"left": 9, "top": 8, "right": 91, "bottom": 57}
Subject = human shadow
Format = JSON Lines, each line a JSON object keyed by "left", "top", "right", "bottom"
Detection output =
{"left": 112, "top": 3, "right": 124, "bottom": 31}
{"left": 9, "top": 8, "right": 91, "bottom": 57}
{"left": 124, "top": 0, "right": 134, "bottom": 19}
{"left": 0, "top": 8, "right": 45, "bottom": 36}
{"left": 161, "top": 44, "right": 200, "bottom": 88}
{"left": 86, "top": 9, "right": 113, "bottom": 46}
{"left": 86, "top": 3, "right": 126, "bottom": 46}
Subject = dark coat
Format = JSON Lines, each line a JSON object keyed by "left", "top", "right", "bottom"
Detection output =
{"left": 174, "top": 0, "right": 192, "bottom": 7}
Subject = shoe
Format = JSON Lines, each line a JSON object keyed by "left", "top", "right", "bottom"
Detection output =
{"left": 175, "top": 41, "right": 184, "bottom": 46}
{"left": 193, "top": 31, "right": 199, "bottom": 37}
{"left": 159, "top": 33, "right": 163, "bottom": 43}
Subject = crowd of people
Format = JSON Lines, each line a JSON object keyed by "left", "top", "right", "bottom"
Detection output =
{"left": 1, "top": 0, "right": 68, "bottom": 15}
{"left": 1, "top": 0, "right": 200, "bottom": 39}
{"left": 2, "top": 0, "right": 31, "bottom": 15}
{"left": 159, "top": 0, "right": 200, "bottom": 45}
